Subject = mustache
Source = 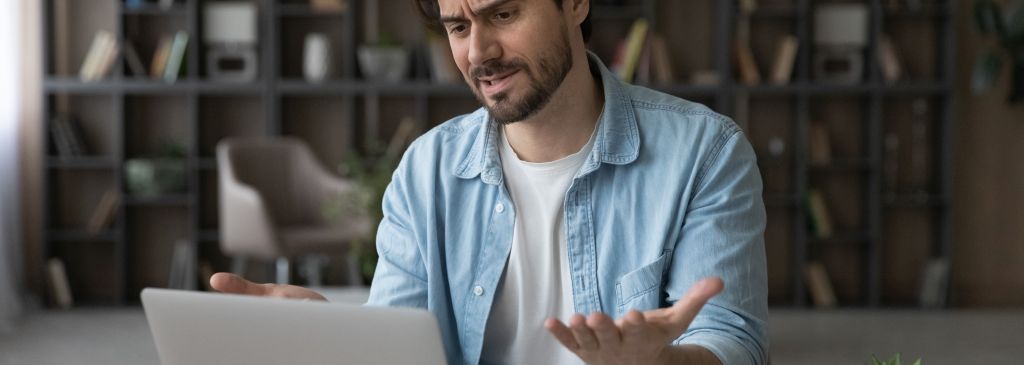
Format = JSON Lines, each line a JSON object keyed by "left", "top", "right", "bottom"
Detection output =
{"left": 470, "top": 59, "right": 529, "bottom": 80}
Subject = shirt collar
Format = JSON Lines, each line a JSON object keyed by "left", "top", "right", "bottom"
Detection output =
{"left": 454, "top": 51, "right": 641, "bottom": 184}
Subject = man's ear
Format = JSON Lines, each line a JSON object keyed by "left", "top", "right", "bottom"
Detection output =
{"left": 566, "top": 0, "right": 590, "bottom": 27}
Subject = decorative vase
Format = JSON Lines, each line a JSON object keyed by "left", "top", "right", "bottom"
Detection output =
{"left": 357, "top": 46, "right": 409, "bottom": 83}
{"left": 303, "top": 33, "right": 332, "bottom": 83}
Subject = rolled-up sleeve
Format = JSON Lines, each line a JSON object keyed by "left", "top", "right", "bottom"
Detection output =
{"left": 667, "top": 128, "right": 769, "bottom": 365}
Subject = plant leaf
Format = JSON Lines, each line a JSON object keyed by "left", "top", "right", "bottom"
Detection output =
{"left": 1004, "top": 0, "right": 1024, "bottom": 41}
{"left": 913, "top": 359, "right": 922, "bottom": 365}
{"left": 868, "top": 354, "right": 883, "bottom": 365}
{"left": 973, "top": 48, "right": 1005, "bottom": 94}
{"left": 975, "top": 0, "right": 1005, "bottom": 37}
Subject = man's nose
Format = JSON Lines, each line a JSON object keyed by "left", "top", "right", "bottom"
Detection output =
{"left": 467, "top": 25, "right": 501, "bottom": 67}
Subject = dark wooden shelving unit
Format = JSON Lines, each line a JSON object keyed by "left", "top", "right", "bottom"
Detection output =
{"left": 40, "top": 0, "right": 954, "bottom": 308}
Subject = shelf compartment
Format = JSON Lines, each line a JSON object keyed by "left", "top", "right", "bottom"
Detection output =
{"left": 124, "top": 95, "right": 190, "bottom": 159}
{"left": 281, "top": 96, "right": 354, "bottom": 170}
{"left": 48, "top": 240, "right": 119, "bottom": 305}
{"left": 125, "top": 205, "right": 192, "bottom": 298}
{"left": 198, "top": 96, "right": 266, "bottom": 157}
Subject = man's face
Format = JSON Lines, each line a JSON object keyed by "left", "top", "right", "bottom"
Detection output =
{"left": 438, "top": 0, "right": 575, "bottom": 125}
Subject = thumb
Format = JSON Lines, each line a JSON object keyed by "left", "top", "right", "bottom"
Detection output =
{"left": 653, "top": 277, "right": 724, "bottom": 335}
{"left": 210, "top": 272, "right": 271, "bottom": 296}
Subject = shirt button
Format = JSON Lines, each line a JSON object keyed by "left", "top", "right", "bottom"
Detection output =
{"left": 473, "top": 286, "right": 484, "bottom": 296}
{"left": 495, "top": 203, "right": 505, "bottom": 213}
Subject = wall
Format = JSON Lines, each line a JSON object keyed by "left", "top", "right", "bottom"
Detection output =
{"left": 952, "top": 0, "right": 1024, "bottom": 307}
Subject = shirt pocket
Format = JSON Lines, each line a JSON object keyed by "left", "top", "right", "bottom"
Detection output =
{"left": 615, "top": 252, "right": 669, "bottom": 316}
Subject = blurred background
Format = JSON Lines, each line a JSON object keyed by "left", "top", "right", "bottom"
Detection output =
{"left": 2, "top": 0, "right": 1024, "bottom": 364}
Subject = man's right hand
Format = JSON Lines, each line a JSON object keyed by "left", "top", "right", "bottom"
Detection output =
{"left": 209, "top": 272, "right": 328, "bottom": 301}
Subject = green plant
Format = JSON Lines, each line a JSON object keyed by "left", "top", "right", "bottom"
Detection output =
{"left": 322, "top": 118, "right": 418, "bottom": 283}
{"left": 867, "top": 353, "right": 922, "bottom": 365}
{"left": 972, "top": 0, "right": 1024, "bottom": 102}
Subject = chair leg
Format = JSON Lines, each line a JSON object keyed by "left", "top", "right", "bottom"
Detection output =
{"left": 231, "top": 256, "right": 248, "bottom": 277}
{"left": 275, "top": 257, "right": 290, "bottom": 284}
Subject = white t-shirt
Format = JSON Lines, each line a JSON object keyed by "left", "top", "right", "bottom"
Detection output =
{"left": 479, "top": 126, "right": 596, "bottom": 365}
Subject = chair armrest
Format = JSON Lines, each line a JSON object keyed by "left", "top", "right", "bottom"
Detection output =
{"left": 218, "top": 144, "right": 281, "bottom": 259}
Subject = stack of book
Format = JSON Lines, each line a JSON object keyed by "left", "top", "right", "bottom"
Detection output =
{"left": 49, "top": 115, "right": 88, "bottom": 157}
{"left": 147, "top": 31, "right": 190, "bottom": 83}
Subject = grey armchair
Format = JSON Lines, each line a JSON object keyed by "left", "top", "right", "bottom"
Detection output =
{"left": 216, "top": 136, "right": 372, "bottom": 285}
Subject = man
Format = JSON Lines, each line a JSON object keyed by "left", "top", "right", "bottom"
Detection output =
{"left": 211, "top": 0, "right": 768, "bottom": 364}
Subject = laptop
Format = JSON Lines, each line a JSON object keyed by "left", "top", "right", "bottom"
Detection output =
{"left": 141, "top": 288, "right": 448, "bottom": 365}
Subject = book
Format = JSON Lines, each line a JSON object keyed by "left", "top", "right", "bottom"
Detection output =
{"left": 734, "top": 19, "right": 761, "bottom": 85}
{"left": 806, "top": 190, "right": 834, "bottom": 239}
{"left": 96, "top": 33, "right": 121, "bottom": 80}
{"left": 808, "top": 123, "right": 833, "bottom": 165}
{"left": 79, "top": 31, "right": 116, "bottom": 81}
{"left": 879, "top": 34, "right": 903, "bottom": 84}
{"left": 617, "top": 18, "right": 649, "bottom": 83}
{"left": 634, "top": 32, "right": 653, "bottom": 85}
{"left": 426, "top": 35, "right": 460, "bottom": 84}
{"left": 123, "top": 40, "right": 148, "bottom": 78}
{"left": 649, "top": 33, "right": 675, "bottom": 85}
{"left": 50, "top": 116, "right": 74, "bottom": 156}
{"left": 770, "top": 35, "right": 799, "bottom": 85}
{"left": 87, "top": 189, "right": 120, "bottom": 234}
{"left": 51, "top": 115, "right": 88, "bottom": 156}
{"left": 804, "top": 262, "right": 837, "bottom": 308}
{"left": 163, "top": 31, "right": 189, "bottom": 83}
{"left": 47, "top": 258, "right": 73, "bottom": 309}
{"left": 150, "top": 35, "right": 173, "bottom": 80}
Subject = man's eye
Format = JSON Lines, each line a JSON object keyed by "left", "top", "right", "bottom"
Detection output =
{"left": 492, "top": 11, "right": 515, "bottom": 22}
{"left": 449, "top": 25, "right": 467, "bottom": 35}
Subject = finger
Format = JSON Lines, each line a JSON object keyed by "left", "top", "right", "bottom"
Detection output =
{"left": 209, "top": 272, "right": 270, "bottom": 296}
{"left": 620, "top": 309, "right": 647, "bottom": 338}
{"left": 663, "top": 277, "right": 724, "bottom": 333}
{"left": 586, "top": 312, "right": 621, "bottom": 350}
{"left": 545, "top": 318, "right": 581, "bottom": 352}
{"left": 569, "top": 314, "right": 600, "bottom": 352}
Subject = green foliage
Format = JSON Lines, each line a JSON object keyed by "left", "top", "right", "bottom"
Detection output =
{"left": 322, "top": 140, "right": 400, "bottom": 283}
{"left": 972, "top": 0, "right": 1024, "bottom": 101}
{"left": 322, "top": 119, "right": 418, "bottom": 283}
{"left": 867, "top": 353, "right": 922, "bottom": 365}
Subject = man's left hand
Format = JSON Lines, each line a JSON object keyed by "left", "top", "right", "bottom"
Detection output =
{"left": 545, "top": 277, "right": 724, "bottom": 365}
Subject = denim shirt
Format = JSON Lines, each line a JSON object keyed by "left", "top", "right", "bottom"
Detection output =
{"left": 367, "top": 53, "right": 769, "bottom": 365}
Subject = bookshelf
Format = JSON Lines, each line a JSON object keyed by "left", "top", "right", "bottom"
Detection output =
{"left": 40, "top": 0, "right": 954, "bottom": 308}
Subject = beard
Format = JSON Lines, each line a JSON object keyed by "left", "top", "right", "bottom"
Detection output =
{"left": 468, "top": 25, "right": 574, "bottom": 125}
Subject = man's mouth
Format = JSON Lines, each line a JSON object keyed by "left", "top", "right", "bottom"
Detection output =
{"left": 478, "top": 69, "right": 520, "bottom": 96}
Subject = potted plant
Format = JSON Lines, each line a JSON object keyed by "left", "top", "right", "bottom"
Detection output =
{"left": 323, "top": 118, "right": 418, "bottom": 284}
{"left": 357, "top": 33, "right": 410, "bottom": 83}
{"left": 972, "top": 0, "right": 1024, "bottom": 103}
{"left": 867, "top": 353, "right": 922, "bottom": 365}
{"left": 124, "top": 141, "right": 187, "bottom": 197}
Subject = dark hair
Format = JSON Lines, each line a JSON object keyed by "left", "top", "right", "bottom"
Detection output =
{"left": 414, "top": 0, "right": 593, "bottom": 42}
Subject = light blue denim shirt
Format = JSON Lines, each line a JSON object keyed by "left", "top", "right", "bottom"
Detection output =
{"left": 367, "top": 53, "right": 768, "bottom": 365}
